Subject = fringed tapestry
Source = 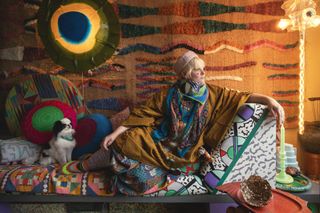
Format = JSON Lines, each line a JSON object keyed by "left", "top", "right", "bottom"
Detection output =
{"left": 114, "top": 0, "right": 299, "bottom": 128}
{"left": 0, "top": 0, "right": 299, "bottom": 128}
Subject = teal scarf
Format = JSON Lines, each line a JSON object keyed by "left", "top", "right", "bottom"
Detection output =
{"left": 178, "top": 80, "right": 208, "bottom": 104}
{"left": 151, "top": 80, "right": 209, "bottom": 157}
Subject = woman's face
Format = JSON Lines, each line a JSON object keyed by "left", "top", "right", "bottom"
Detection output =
{"left": 190, "top": 68, "right": 205, "bottom": 84}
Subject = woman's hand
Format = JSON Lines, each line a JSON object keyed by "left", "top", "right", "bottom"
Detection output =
{"left": 102, "top": 133, "right": 116, "bottom": 150}
{"left": 247, "top": 93, "right": 285, "bottom": 126}
{"left": 265, "top": 96, "right": 285, "bottom": 126}
{"left": 101, "top": 126, "right": 130, "bottom": 150}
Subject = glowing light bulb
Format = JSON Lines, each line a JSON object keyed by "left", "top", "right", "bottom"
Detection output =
{"left": 278, "top": 19, "right": 291, "bottom": 30}
{"left": 311, "top": 16, "right": 320, "bottom": 27}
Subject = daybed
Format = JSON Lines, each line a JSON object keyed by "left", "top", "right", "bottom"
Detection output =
{"left": 0, "top": 104, "right": 276, "bottom": 205}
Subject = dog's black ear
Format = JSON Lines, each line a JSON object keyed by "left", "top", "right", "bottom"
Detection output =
{"left": 52, "top": 120, "right": 65, "bottom": 137}
{"left": 42, "top": 143, "right": 50, "bottom": 150}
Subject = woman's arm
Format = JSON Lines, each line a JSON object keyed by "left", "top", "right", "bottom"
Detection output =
{"left": 247, "top": 93, "right": 285, "bottom": 126}
{"left": 102, "top": 125, "right": 130, "bottom": 150}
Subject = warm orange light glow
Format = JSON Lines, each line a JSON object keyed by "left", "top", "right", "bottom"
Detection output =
{"left": 278, "top": 19, "right": 291, "bottom": 30}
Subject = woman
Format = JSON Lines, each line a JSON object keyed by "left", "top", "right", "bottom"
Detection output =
{"left": 64, "top": 51, "right": 284, "bottom": 195}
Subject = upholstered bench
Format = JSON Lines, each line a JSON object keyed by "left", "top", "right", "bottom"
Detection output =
{"left": 0, "top": 104, "right": 276, "bottom": 202}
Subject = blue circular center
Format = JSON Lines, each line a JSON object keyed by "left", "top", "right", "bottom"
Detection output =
{"left": 58, "top": 12, "right": 91, "bottom": 44}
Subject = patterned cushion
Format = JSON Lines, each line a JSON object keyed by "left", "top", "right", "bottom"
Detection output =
{"left": 5, "top": 74, "right": 85, "bottom": 136}
{"left": 0, "top": 138, "right": 41, "bottom": 163}
{"left": 1, "top": 164, "right": 54, "bottom": 193}
{"left": 199, "top": 104, "right": 276, "bottom": 193}
{"left": 72, "top": 114, "right": 112, "bottom": 159}
{"left": 145, "top": 175, "right": 208, "bottom": 197}
{"left": 52, "top": 171, "right": 116, "bottom": 196}
{"left": 21, "top": 100, "right": 77, "bottom": 145}
{"left": 0, "top": 164, "right": 116, "bottom": 196}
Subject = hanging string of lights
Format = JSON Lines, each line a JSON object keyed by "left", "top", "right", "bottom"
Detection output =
{"left": 278, "top": 0, "right": 320, "bottom": 134}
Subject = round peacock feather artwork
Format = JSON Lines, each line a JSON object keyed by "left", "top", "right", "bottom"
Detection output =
{"left": 37, "top": 0, "right": 120, "bottom": 72}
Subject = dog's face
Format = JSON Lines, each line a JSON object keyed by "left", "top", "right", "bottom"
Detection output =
{"left": 52, "top": 118, "right": 75, "bottom": 138}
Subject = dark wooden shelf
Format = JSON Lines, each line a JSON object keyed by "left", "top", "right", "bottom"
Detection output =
{"left": 0, "top": 181, "right": 318, "bottom": 204}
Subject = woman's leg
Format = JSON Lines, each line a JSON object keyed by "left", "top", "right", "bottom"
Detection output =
{"left": 62, "top": 148, "right": 111, "bottom": 174}
{"left": 110, "top": 148, "right": 167, "bottom": 195}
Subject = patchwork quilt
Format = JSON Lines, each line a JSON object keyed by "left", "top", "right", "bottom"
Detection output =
{"left": 0, "top": 104, "right": 276, "bottom": 197}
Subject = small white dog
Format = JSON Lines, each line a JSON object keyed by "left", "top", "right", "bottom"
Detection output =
{"left": 39, "top": 118, "right": 76, "bottom": 166}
